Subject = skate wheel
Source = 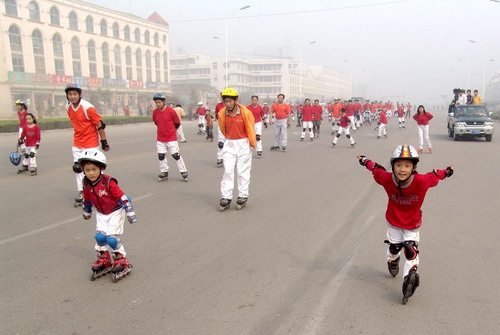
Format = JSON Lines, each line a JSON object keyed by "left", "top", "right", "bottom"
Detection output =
{"left": 74, "top": 203, "right": 78, "bottom": 208}
{"left": 112, "top": 274, "right": 118, "bottom": 283}
{"left": 90, "top": 273, "right": 96, "bottom": 281}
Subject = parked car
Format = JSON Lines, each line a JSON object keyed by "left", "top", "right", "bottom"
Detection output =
{"left": 447, "top": 105, "right": 494, "bottom": 142}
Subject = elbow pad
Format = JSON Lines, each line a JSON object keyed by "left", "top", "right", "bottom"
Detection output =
{"left": 97, "top": 120, "right": 106, "bottom": 131}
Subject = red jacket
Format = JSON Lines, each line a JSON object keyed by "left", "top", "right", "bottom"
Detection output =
{"left": 339, "top": 114, "right": 350, "bottom": 128}
{"left": 413, "top": 112, "right": 433, "bottom": 125}
{"left": 196, "top": 106, "right": 206, "bottom": 116}
{"left": 379, "top": 112, "right": 388, "bottom": 124}
{"left": 364, "top": 160, "right": 449, "bottom": 229}
{"left": 83, "top": 174, "right": 126, "bottom": 215}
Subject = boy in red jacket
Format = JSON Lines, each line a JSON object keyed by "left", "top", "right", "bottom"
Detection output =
{"left": 79, "top": 149, "right": 138, "bottom": 282}
{"left": 356, "top": 145, "right": 454, "bottom": 304}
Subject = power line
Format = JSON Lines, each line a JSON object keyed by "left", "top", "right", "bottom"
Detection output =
{"left": 168, "top": 0, "right": 413, "bottom": 23}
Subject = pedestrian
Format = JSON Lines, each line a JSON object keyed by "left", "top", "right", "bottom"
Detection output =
{"left": 396, "top": 104, "right": 406, "bottom": 129}
{"left": 356, "top": 145, "right": 454, "bottom": 304}
{"left": 270, "top": 93, "right": 291, "bottom": 152}
{"left": 17, "top": 113, "right": 41, "bottom": 176}
{"left": 217, "top": 88, "right": 256, "bottom": 211}
{"left": 246, "top": 95, "right": 265, "bottom": 158}
{"left": 173, "top": 103, "right": 187, "bottom": 143}
{"left": 152, "top": 93, "right": 188, "bottom": 182}
{"left": 205, "top": 109, "right": 214, "bottom": 142}
{"left": 472, "top": 90, "right": 483, "bottom": 105}
{"left": 112, "top": 102, "right": 119, "bottom": 116}
{"left": 79, "top": 149, "right": 138, "bottom": 282}
{"left": 65, "top": 83, "right": 110, "bottom": 207}
{"left": 195, "top": 102, "right": 207, "bottom": 134}
{"left": 262, "top": 102, "right": 270, "bottom": 129}
{"left": 330, "top": 99, "right": 342, "bottom": 135}
{"left": 353, "top": 99, "right": 363, "bottom": 128}
{"left": 377, "top": 108, "right": 388, "bottom": 139}
{"left": 456, "top": 90, "right": 467, "bottom": 105}
{"left": 363, "top": 99, "right": 372, "bottom": 126}
{"left": 15, "top": 99, "right": 28, "bottom": 155}
{"left": 344, "top": 100, "right": 356, "bottom": 131}
{"left": 466, "top": 89, "right": 473, "bottom": 104}
{"left": 312, "top": 99, "right": 323, "bottom": 137}
{"left": 300, "top": 98, "right": 314, "bottom": 141}
{"left": 332, "top": 108, "right": 355, "bottom": 148}
{"left": 413, "top": 105, "right": 433, "bottom": 153}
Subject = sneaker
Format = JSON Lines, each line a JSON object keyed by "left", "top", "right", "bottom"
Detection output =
{"left": 417, "top": 148, "right": 423, "bottom": 153}
{"left": 387, "top": 257, "right": 400, "bottom": 277}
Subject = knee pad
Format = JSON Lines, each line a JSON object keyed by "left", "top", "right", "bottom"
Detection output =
{"left": 346, "top": 134, "right": 351, "bottom": 139}
{"left": 256, "top": 134, "right": 261, "bottom": 141}
{"left": 172, "top": 152, "right": 181, "bottom": 160}
{"left": 308, "top": 128, "right": 312, "bottom": 132}
{"left": 158, "top": 153, "right": 166, "bottom": 161}
{"left": 403, "top": 241, "right": 419, "bottom": 260}
{"left": 336, "top": 133, "right": 341, "bottom": 138}
{"left": 24, "top": 153, "right": 30, "bottom": 159}
{"left": 198, "top": 124, "right": 202, "bottom": 128}
{"left": 95, "top": 232, "right": 107, "bottom": 246}
{"left": 389, "top": 242, "right": 403, "bottom": 255}
{"left": 106, "top": 236, "right": 120, "bottom": 250}
{"left": 302, "top": 128, "right": 306, "bottom": 132}
{"left": 72, "top": 162, "right": 82, "bottom": 173}
{"left": 29, "top": 152, "right": 35, "bottom": 158}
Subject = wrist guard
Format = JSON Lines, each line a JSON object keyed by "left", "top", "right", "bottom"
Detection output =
{"left": 445, "top": 166, "right": 454, "bottom": 178}
{"left": 101, "top": 139, "right": 109, "bottom": 150}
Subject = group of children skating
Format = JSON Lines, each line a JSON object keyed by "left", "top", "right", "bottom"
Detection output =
{"left": 12, "top": 88, "right": 451, "bottom": 305}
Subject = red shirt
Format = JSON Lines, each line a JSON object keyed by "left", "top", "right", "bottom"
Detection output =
{"left": 379, "top": 112, "right": 388, "bottom": 124}
{"left": 263, "top": 105, "right": 270, "bottom": 114}
{"left": 246, "top": 104, "right": 264, "bottom": 123}
{"left": 331, "top": 104, "right": 341, "bottom": 118}
{"left": 301, "top": 105, "right": 314, "bottom": 122}
{"left": 83, "top": 174, "right": 125, "bottom": 215}
{"left": 18, "top": 110, "right": 28, "bottom": 128}
{"left": 196, "top": 106, "right": 206, "bottom": 116}
{"left": 224, "top": 111, "right": 247, "bottom": 139}
{"left": 339, "top": 114, "right": 350, "bottom": 128}
{"left": 312, "top": 105, "right": 323, "bottom": 121}
{"left": 397, "top": 107, "right": 405, "bottom": 117}
{"left": 363, "top": 103, "right": 371, "bottom": 112}
{"left": 271, "top": 103, "right": 291, "bottom": 120}
{"left": 153, "top": 107, "right": 180, "bottom": 142}
{"left": 344, "top": 104, "right": 354, "bottom": 117}
{"left": 413, "top": 112, "right": 433, "bottom": 125}
{"left": 365, "top": 160, "right": 448, "bottom": 230}
{"left": 20, "top": 124, "right": 41, "bottom": 147}
{"left": 215, "top": 102, "right": 225, "bottom": 113}
{"left": 353, "top": 103, "right": 362, "bottom": 112}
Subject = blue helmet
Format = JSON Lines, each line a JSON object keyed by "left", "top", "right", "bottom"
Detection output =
{"left": 9, "top": 151, "right": 21, "bottom": 166}
{"left": 65, "top": 83, "right": 82, "bottom": 94}
{"left": 153, "top": 93, "right": 166, "bottom": 101}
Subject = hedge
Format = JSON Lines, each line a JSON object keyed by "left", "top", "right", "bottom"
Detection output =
{"left": 0, "top": 116, "right": 152, "bottom": 133}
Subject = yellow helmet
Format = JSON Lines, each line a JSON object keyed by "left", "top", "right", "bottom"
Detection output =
{"left": 221, "top": 88, "right": 238, "bottom": 98}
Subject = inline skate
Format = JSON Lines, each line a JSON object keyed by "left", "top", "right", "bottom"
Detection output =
{"left": 90, "top": 251, "right": 112, "bottom": 281}
{"left": 219, "top": 198, "right": 231, "bottom": 212}
{"left": 111, "top": 252, "right": 132, "bottom": 283}
{"left": 236, "top": 197, "right": 247, "bottom": 210}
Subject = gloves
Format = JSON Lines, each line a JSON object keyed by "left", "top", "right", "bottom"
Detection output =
{"left": 101, "top": 139, "right": 110, "bottom": 151}
{"left": 218, "top": 142, "right": 224, "bottom": 149}
{"left": 125, "top": 204, "right": 138, "bottom": 224}
{"left": 358, "top": 155, "right": 368, "bottom": 166}
{"left": 445, "top": 166, "right": 454, "bottom": 178}
{"left": 17, "top": 139, "right": 23, "bottom": 146}
{"left": 35, "top": 144, "right": 40, "bottom": 150}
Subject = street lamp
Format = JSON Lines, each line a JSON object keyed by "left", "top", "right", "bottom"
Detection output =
{"left": 468, "top": 39, "right": 486, "bottom": 99}
{"left": 299, "top": 41, "right": 317, "bottom": 101}
{"left": 223, "top": 5, "right": 250, "bottom": 88}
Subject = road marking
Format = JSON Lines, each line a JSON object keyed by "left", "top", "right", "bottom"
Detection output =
{"left": 301, "top": 215, "right": 376, "bottom": 335}
{"left": 0, "top": 193, "right": 153, "bottom": 246}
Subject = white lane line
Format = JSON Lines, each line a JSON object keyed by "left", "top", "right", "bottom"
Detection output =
{"left": 0, "top": 193, "right": 153, "bottom": 246}
{"left": 301, "top": 215, "right": 376, "bottom": 335}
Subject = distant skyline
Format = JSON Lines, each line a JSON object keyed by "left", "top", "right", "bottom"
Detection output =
{"left": 87, "top": 0, "right": 500, "bottom": 103}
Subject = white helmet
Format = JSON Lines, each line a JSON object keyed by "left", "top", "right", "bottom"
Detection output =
{"left": 78, "top": 149, "right": 107, "bottom": 169}
{"left": 390, "top": 144, "right": 419, "bottom": 166}
{"left": 198, "top": 101, "right": 203, "bottom": 106}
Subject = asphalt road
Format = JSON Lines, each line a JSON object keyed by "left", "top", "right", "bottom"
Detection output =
{"left": 1, "top": 111, "right": 499, "bottom": 335}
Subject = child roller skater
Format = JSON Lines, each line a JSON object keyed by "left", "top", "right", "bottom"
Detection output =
{"left": 356, "top": 145, "right": 454, "bottom": 304}
{"left": 332, "top": 108, "right": 355, "bottom": 148}
{"left": 17, "top": 113, "right": 41, "bottom": 176}
{"left": 79, "top": 149, "right": 138, "bottom": 282}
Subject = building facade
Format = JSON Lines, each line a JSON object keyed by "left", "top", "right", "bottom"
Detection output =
{"left": 170, "top": 54, "right": 353, "bottom": 105}
{"left": 0, "top": 0, "right": 170, "bottom": 118}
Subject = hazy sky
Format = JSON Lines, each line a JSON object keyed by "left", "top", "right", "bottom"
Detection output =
{"left": 88, "top": 0, "right": 500, "bottom": 103}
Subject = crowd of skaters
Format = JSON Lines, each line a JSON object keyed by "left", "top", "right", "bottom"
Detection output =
{"left": 11, "top": 84, "right": 457, "bottom": 303}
